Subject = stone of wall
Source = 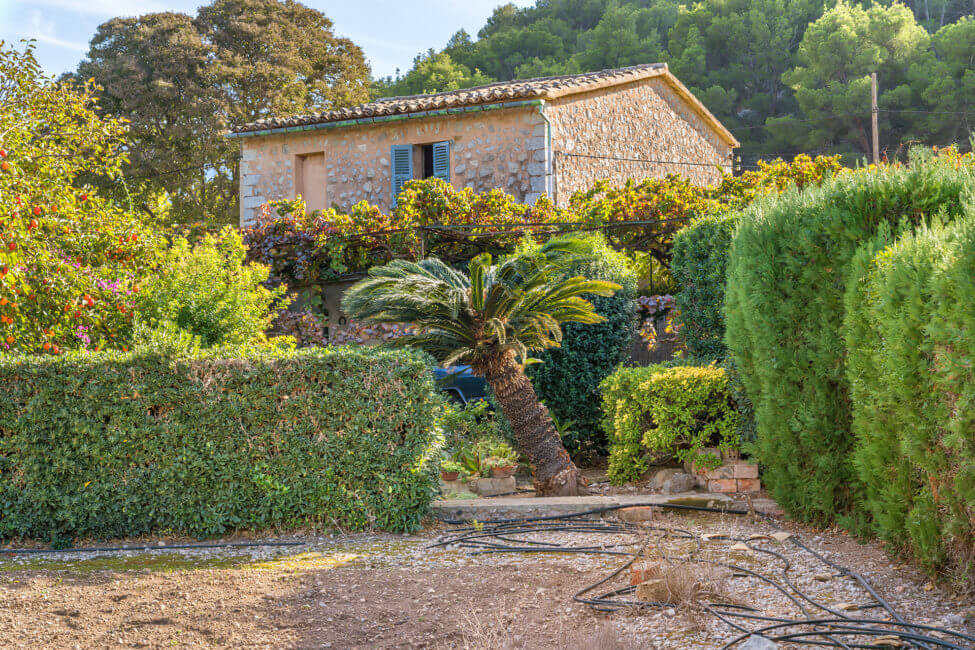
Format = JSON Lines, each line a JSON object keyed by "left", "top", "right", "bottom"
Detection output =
{"left": 239, "top": 106, "right": 545, "bottom": 226}
{"left": 547, "top": 77, "right": 734, "bottom": 207}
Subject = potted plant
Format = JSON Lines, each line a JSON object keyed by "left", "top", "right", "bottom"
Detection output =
{"left": 485, "top": 456, "right": 518, "bottom": 479}
{"left": 440, "top": 459, "right": 463, "bottom": 482}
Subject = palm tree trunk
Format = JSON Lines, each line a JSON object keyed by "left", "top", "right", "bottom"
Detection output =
{"left": 480, "top": 352, "right": 588, "bottom": 496}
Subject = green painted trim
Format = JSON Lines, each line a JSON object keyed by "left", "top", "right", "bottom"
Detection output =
{"left": 225, "top": 99, "right": 543, "bottom": 139}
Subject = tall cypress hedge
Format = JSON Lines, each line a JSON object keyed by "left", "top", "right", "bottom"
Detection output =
{"left": 725, "top": 156, "right": 975, "bottom": 525}
{"left": 845, "top": 217, "right": 975, "bottom": 578}
{"left": 524, "top": 234, "right": 637, "bottom": 456}
{"left": 0, "top": 346, "right": 443, "bottom": 544}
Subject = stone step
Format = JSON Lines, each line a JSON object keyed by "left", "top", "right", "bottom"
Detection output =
{"left": 429, "top": 492, "right": 776, "bottom": 523}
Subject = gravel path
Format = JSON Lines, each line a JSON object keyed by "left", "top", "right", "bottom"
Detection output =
{"left": 0, "top": 508, "right": 971, "bottom": 648}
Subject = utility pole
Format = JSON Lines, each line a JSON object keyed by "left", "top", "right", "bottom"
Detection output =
{"left": 871, "top": 72, "right": 879, "bottom": 165}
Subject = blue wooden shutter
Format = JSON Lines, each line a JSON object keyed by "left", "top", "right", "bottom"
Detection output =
{"left": 432, "top": 140, "right": 450, "bottom": 183}
{"left": 390, "top": 145, "right": 413, "bottom": 207}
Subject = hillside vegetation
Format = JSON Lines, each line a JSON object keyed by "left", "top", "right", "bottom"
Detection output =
{"left": 376, "top": 0, "right": 974, "bottom": 165}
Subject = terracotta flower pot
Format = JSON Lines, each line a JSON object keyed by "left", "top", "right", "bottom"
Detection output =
{"left": 490, "top": 465, "right": 516, "bottom": 479}
{"left": 440, "top": 471, "right": 460, "bottom": 482}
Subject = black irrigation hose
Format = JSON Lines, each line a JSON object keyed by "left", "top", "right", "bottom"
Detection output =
{"left": 431, "top": 502, "right": 972, "bottom": 649}
{"left": 0, "top": 540, "right": 305, "bottom": 555}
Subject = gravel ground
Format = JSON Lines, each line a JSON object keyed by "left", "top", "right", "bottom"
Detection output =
{"left": 0, "top": 508, "right": 972, "bottom": 649}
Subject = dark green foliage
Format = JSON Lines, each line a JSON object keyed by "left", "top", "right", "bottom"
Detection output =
{"left": 670, "top": 212, "right": 739, "bottom": 359}
{"left": 844, "top": 216, "right": 975, "bottom": 580}
{"left": 0, "top": 346, "right": 443, "bottom": 543}
{"left": 725, "top": 155, "right": 975, "bottom": 526}
{"left": 523, "top": 235, "right": 638, "bottom": 456}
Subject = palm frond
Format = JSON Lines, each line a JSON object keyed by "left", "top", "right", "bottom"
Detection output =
{"left": 341, "top": 237, "right": 623, "bottom": 365}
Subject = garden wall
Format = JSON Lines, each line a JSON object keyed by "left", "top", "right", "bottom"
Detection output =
{"left": 0, "top": 346, "right": 443, "bottom": 543}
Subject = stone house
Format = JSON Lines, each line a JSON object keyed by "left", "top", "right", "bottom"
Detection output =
{"left": 230, "top": 63, "right": 739, "bottom": 226}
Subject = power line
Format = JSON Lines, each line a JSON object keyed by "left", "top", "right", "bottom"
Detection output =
{"left": 881, "top": 108, "right": 974, "bottom": 116}
{"left": 730, "top": 108, "right": 974, "bottom": 132}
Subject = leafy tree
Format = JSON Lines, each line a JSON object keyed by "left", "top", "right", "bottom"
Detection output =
{"left": 195, "top": 0, "right": 370, "bottom": 125}
{"left": 75, "top": 13, "right": 224, "bottom": 225}
{"left": 74, "top": 0, "right": 371, "bottom": 226}
{"left": 342, "top": 239, "right": 620, "bottom": 496}
{"left": 909, "top": 16, "right": 975, "bottom": 145}
{"left": 0, "top": 41, "right": 161, "bottom": 354}
{"left": 374, "top": 51, "right": 491, "bottom": 98}
{"left": 776, "top": 2, "right": 931, "bottom": 156}
{"left": 572, "top": 4, "right": 667, "bottom": 71}
{"left": 668, "top": 0, "right": 825, "bottom": 161}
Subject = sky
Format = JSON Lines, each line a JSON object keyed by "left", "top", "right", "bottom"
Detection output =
{"left": 0, "top": 0, "right": 533, "bottom": 79}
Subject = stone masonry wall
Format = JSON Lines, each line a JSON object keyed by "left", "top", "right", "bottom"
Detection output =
{"left": 239, "top": 106, "right": 546, "bottom": 226}
{"left": 546, "top": 77, "right": 733, "bottom": 207}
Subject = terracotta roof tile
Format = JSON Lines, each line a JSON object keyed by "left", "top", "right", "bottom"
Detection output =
{"left": 231, "top": 63, "right": 668, "bottom": 134}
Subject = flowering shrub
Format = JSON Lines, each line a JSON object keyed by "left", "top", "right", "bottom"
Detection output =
{"left": 244, "top": 155, "right": 850, "bottom": 297}
{"left": 0, "top": 42, "right": 162, "bottom": 354}
{"left": 243, "top": 179, "right": 560, "bottom": 287}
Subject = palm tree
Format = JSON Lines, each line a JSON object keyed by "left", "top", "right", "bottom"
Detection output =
{"left": 341, "top": 239, "right": 620, "bottom": 496}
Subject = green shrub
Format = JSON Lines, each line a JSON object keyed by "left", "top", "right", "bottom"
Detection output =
{"left": 0, "top": 346, "right": 443, "bottom": 543}
{"left": 845, "top": 216, "right": 975, "bottom": 579}
{"left": 725, "top": 154, "right": 975, "bottom": 525}
{"left": 602, "top": 364, "right": 740, "bottom": 484}
{"left": 670, "top": 212, "right": 739, "bottom": 359}
{"left": 137, "top": 228, "right": 289, "bottom": 348}
{"left": 520, "top": 234, "right": 638, "bottom": 456}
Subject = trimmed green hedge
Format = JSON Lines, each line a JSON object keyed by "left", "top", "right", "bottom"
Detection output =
{"left": 845, "top": 217, "right": 975, "bottom": 578}
{"left": 602, "top": 364, "right": 740, "bottom": 484}
{"left": 725, "top": 156, "right": 975, "bottom": 525}
{"left": 523, "top": 234, "right": 637, "bottom": 456}
{"left": 0, "top": 346, "right": 443, "bottom": 544}
{"left": 671, "top": 212, "right": 739, "bottom": 359}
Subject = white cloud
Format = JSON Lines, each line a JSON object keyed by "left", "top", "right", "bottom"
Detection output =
{"left": 21, "top": 10, "right": 88, "bottom": 51}
{"left": 17, "top": 0, "right": 169, "bottom": 18}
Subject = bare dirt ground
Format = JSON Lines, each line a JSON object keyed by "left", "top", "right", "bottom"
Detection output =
{"left": 0, "top": 510, "right": 972, "bottom": 649}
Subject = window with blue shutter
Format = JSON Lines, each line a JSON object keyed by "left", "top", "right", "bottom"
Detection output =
{"left": 390, "top": 145, "right": 413, "bottom": 208}
{"left": 431, "top": 140, "right": 450, "bottom": 183}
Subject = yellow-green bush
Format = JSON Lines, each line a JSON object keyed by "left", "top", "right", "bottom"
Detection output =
{"left": 0, "top": 346, "right": 443, "bottom": 544}
{"left": 602, "top": 364, "right": 740, "bottom": 484}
